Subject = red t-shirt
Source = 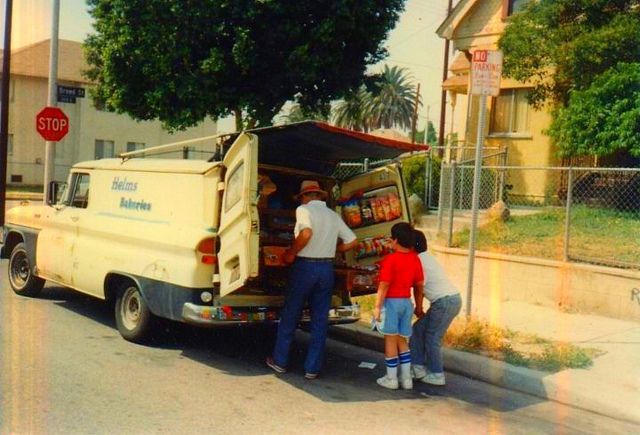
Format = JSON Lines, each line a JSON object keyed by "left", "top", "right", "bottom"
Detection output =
{"left": 378, "top": 251, "right": 424, "bottom": 298}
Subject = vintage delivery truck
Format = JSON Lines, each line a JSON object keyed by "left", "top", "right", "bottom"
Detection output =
{"left": 1, "top": 121, "right": 426, "bottom": 342}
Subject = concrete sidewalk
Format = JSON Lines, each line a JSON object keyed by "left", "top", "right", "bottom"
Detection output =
{"left": 330, "top": 295, "right": 640, "bottom": 425}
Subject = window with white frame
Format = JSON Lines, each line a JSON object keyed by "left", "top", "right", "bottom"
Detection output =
{"left": 95, "top": 139, "right": 115, "bottom": 159}
{"left": 490, "top": 89, "right": 531, "bottom": 135}
{"left": 126, "top": 141, "right": 145, "bottom": 152}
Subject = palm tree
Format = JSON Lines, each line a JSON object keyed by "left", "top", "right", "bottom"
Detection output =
{"left": 332, "top": 86, "right": 374, "bottom": 132}
{"left": 369, "top": 65, "right": 420, "bottom": 130}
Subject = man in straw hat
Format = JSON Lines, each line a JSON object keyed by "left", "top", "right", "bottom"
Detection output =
{"left": 267, "top": 180, "right": 357, "bottom": 379}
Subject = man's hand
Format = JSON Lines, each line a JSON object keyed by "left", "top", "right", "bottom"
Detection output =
{"left": 283, "top": 249, "right": 296, "bottom": 265}
{"left": 414, "top": 307, "right": 425, "bottom": 319}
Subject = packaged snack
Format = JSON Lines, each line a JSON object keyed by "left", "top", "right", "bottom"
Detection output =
{"left": 371, "top": 198, "right": 385, "bottom": 222}
{"left": 388, "top": 192, "right": 401, "bottom": 219}
{"left": 360, "top": 199, "right": 374, "bottom": 225}
{"left": 380, "top": 195, "right": 392, "bottom": 221}
{"left": 343, "top": 201, "right": 362, "bottom": 228}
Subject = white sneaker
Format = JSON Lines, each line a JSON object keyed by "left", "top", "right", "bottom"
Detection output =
{"left": 411, "top": 365, "right": 427, "bottom": 380}
{"left": 376, "top": 375, "right": 399, "bottom": 390}
{"left": 400, "top": 377, "right": 413, "bottom": 390}
{"left": 421, "top": 372, "right": 446, "bottom": 386}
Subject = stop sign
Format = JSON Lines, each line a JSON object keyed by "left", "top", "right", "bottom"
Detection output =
{"left": 36, "top": 106, "right": 69, "bottom": 142}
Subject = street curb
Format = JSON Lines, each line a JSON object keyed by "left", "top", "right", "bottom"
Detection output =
{"left": 329, "top": 323, "right": 640, "bottom": 425}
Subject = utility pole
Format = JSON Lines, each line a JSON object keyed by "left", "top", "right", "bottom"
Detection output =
{"left": 0, "top": 0, "right": 13, "bottom": 226}
{"left": 437, "top": 0, "right": 454, "bottom": 155}
{"left": 426, "top": 105, "right": 431, "bottom": 144}
{"left": 411, "top": 83, "right": 421, "bottom": 144}
{"left": 43, "top": 0, "right": 61, "bottom": 204}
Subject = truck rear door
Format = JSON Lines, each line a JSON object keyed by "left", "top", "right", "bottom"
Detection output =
{"left": 218, "top": 133, "right": 260, "bottom": 296}
{"left": 339, "top": 162, "right": 410, "bottom": 272}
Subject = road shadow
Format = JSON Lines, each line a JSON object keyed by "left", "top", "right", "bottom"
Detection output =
{"left": 45, "top": 283, "right": 544, "bottom": 410}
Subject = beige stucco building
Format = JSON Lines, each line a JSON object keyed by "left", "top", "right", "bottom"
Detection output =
{"left": 4, "top": 39, "right": 217, "bottom": 186}
{"left": 437, "top": 0, "right": 561, "bottom": 202}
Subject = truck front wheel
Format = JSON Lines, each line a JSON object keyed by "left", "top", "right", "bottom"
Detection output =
{"left": 115, "top": 282, "right": 156, "bottom": 343}
{"left": 8, "top": 242, "right": 45, "bottom": 297}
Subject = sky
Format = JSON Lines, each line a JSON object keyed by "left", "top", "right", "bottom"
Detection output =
{"left": 0, "top": 0, "right": 451, "bottom": 134}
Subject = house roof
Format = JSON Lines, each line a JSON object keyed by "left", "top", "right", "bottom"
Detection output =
{"left": 449, "top": 51, "right": 471, "bottom": 73}
{"left": 442, "top": 74, "right": 469, "bottom": 93}
{"left": 437, "top": 0, "right": 480, "bottom": 39}
{"left": 1, "top": 39, "right": 89, "bottom": 84}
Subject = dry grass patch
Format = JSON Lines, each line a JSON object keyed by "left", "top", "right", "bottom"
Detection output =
{"left": 352, "top": 295, "right": 603, "bottom": 373}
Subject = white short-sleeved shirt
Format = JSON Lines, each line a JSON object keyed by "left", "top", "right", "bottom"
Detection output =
{"left": 294, "top": 200, "right": 356, "bottom": 258}
{"left": 418, "top": 252, "right": 459, "bottom": 302}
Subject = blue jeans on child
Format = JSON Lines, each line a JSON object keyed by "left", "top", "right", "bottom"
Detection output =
{"left": 410, "top": 293, "right": 462, "bottom": 373}
{"left": 272, "top": 258, "right": 334, "bottom": 375}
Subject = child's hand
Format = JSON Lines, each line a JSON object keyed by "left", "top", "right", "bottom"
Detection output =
{"left": 414, "top": 307, "right": 425, "bottom": 319}
{"left": 373, "top": 307, "right": 381, "bottom": 321}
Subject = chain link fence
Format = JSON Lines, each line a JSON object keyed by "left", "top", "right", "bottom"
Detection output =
{"left": 436, "top": 165, "right": 640, "bottom": 270}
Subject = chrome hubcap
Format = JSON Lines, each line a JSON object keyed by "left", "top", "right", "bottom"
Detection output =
{"left": 120, "top": 287, "right": 142, "bottom": 330}
{"left": 9, "top": 252, "right": 30, "bottom": 289}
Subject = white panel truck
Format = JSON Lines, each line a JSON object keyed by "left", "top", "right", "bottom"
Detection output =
{"left": 1, "top": 122, "right": 426, "bottom": 342}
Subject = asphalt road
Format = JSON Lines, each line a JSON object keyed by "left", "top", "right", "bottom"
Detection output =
{"left": 0, "top": 259, "right": 638, "bottom": 434}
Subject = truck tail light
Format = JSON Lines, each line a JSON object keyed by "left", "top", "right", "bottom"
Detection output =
{"left": 197, "top": 238, "right": 217, "bottom": 265}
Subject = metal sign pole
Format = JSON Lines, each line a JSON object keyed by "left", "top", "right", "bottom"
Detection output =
{"left": 0, "top": 0, "right": 13, "bottom": 226}
{"left": 465, "top": 49, "right": 502, "bottom": 317}
{"left": 43, "top": 0, "right": 60, "bottom": 204}
{"left": 465, "top": 94, "right": 487, "bottom": 317}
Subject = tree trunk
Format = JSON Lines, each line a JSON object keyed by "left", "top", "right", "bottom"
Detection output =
{"left": 233, "top": 107, "right": 243, "bottom": 132}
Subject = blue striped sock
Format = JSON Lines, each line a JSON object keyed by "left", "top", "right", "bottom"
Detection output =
{"left": 399, "top": 351, "right": 411, "bottom": 365}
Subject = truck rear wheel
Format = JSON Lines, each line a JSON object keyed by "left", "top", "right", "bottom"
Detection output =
{"left": 8, "top": 242, "right": 45, "bottom": 297}
{"left": 115, "top": 282, "right": 156, "bottom": 343}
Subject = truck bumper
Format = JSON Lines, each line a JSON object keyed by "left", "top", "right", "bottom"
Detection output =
{"left": 182, "top": 303, "right": 361, "bottom": 327}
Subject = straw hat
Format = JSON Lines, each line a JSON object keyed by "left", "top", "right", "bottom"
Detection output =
{"left": 295, "top": 180, "right": 328, "bottom": 200}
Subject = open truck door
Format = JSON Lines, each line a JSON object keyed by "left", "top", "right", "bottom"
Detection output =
{"left": 218, "top": 133, "right": 260, "bottom": 296}
{"left": 337, "top": 162, "right": 411, "bottom": 296}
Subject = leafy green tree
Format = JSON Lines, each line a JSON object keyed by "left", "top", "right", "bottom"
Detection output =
{"left": 548, "top": 63, "right": 640, "bottom": 157}
{"left": 415, "top": 120, "right": 437, "bottom": 145}
{"left": 499, "top": 0, "right": 640, "bottom": 157}
{"left": 84, "top": 0, "right": 406, "bottom": 131}
{"left": 282, "top": 103, "right": 330, "bottom": 124}
{"left": 499, "top": 0, "right": 640, "bottom": 108}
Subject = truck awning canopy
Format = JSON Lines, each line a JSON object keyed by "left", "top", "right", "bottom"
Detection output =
{"left": 224, "top": 121, "right": 428, "bottom": 175}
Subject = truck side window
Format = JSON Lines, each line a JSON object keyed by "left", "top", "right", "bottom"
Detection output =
{"left": 70, "top": 173, "right": 91, "bottom": 209}
{"left": 225, "top": 162, "right": 244, "bottom": 211}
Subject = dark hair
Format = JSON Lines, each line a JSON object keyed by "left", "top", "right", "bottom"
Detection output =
{"left": 414, "top": 230, "right": 427, "bottom": 253}
{"left": 391, "top": 222, "right": 416, "bottom": 249}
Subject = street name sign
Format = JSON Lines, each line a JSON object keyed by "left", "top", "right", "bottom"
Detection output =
{"left": 471, "top": 50, "right": 503, "bottom": 96}
{"left": 57, "top": 85, "right": 86, "bottom": 104}
{"left": 36, "top": 106, "right": 69, "bottom": 142}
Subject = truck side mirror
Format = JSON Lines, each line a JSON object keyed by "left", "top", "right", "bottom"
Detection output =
{"left": 47, "top": 181, "right": 66, "bottom": 206}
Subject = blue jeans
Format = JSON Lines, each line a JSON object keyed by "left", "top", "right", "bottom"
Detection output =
{"left": 272, "top": 258, "right": 334, "bottom": 374}
{"left": 410, "top": 293, "right": 462, "bottom": 373}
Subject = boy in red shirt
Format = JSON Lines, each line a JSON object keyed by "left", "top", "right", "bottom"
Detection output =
{"left": 373, "top": 222, "right": 424, "bottom": 389}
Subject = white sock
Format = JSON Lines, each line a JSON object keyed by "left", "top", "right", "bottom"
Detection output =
{"left": 385, "top": 357, "right": 399, "bottom": 379}
{"left": 399, "top": 351, "right": 411, "bottom": 379}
